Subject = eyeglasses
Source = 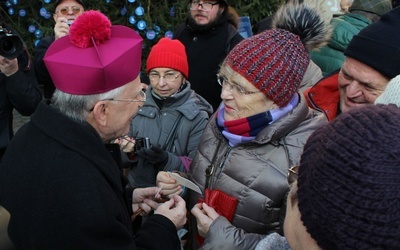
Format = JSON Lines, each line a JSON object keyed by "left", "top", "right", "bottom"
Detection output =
{"left": 287, "top": 165, "right": 298, "bottom": 185}
{"left": 89, "top": 90, "right": 146, "bottom": 111}
{"left": 217, "top": 75, "right": 261, "bottom": 96}
{"left": 55, "top": 6, "right": 82, "bottom": 15}
{"left": 106, "top": 89, "right": 146, "bottom": 103}
{"left": 188, "top": 1, "right": 219, "bottom": 11}
{"left": 148, "top": 72, "right": 181, "bottom": 83}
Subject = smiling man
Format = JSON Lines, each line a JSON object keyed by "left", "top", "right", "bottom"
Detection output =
{"left": 305, "top": 7, "right": 400, "bottom": 121}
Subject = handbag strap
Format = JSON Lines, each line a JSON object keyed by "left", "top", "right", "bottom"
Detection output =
{"left": 162, "top": 114, "right": 183, "bottom": 151}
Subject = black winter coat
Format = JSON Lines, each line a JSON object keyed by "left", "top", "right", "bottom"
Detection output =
{"left": 174, "top": 18, "right": 243, "bottom": 111}
{"left": 0, "top": 102, "right": 180, "bottom": 249}
{"left": 34, "top": 36, "right": 55, "bottom": 99}
{"left": 0, "top": 23, "right": 41, "bottom": 160}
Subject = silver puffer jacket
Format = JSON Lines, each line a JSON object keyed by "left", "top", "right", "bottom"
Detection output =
{"left": 189, "top": 93, "right": 327, "bottom": 250}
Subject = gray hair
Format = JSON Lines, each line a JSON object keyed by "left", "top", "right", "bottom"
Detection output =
{"left": 51, "top": 84, "right": 129, "bottom": 122}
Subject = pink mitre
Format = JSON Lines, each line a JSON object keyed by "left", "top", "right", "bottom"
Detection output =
{"left": 44, "top": 10, "right": 143, "bottom": 95}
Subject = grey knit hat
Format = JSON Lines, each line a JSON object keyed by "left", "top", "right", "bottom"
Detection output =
{"left": 297, "top": 104, "right": 400, "bottom": 249}
{"left": 375, "top": 75, "right": 400, "bottom": 106}
{"left": 349, "top": 0, "right": 392, "bottom": 16}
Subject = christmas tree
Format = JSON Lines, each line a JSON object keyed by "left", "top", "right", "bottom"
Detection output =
{"left": 1, "top": 0, "right": 283, "bottom": 71}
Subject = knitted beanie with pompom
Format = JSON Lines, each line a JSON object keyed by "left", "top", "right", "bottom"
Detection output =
{"left": 224, "top": 2, "right": 331, "bottom": 107}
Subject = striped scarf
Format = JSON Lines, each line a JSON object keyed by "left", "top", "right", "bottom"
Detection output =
{"left": 217, "top": 94, "right": 299, "bottom": 146}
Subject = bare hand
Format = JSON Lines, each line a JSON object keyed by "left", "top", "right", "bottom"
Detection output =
{"left": 54, "top": 17, "right": 70, "bottom": 40}
{"left": 114, "top": 135, "right": 135, "bottom": 153}
{"left": 0, "top": 56, "right": 18, "bottom": 76}
{"left": 191, "top": 203, "right": 220, "bottom": 237}
{"left": 132, "top": 187, "right": 161, "bottom": 215}
{"left": 156, "top": 171, "right": 182, "bottom": 198}
{"left": 155, "top": 195, "right": 187, "bottom": 229}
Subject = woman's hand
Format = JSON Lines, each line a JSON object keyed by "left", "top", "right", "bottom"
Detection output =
{"left": 156, "top": 171, "right": 182, "bottom": 198}
{"left": 191, "top": 203, "right": 220, "bottom": 237}
{"left": 0, "top": 56, "right": 18, "bottom": 76}
{"left": 114, "top": 135, "right": 135, "bottom": 153}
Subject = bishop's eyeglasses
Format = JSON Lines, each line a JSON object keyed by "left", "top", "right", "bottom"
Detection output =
{"left": 89, "top": 89, "right": 146, "bottom": 112}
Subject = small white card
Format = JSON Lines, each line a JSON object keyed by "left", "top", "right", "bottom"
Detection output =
{"left": 168, "top": 172, "right": 202, "bottom": 194}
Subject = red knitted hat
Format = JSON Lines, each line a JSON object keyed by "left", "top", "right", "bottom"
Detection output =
{"left": 225, "top": 29, "right": 309, "bottom": 107}
{"left": 146, "top": 38, "right": 189, "bottom": 78}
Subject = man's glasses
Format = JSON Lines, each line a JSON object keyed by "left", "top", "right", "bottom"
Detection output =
{"left": 188, "top": 1, "right": 219, "bottom": 11}
{"left": 217, "top": 75, "right": 261, "bottom": 96}
{"left": 89, "top": 90, "right": 146, "bottom": 111}
{"left": 106, "top": 89, "right": 146, "bottom": 103}
{"left": 148, "top": 72, "right": 181, "bottom": 83}
{"left": 287, "top": 165, "right": 298, "bottom": 185}
{"left": 55, "top": 6, "right": 82, "bottom": 15}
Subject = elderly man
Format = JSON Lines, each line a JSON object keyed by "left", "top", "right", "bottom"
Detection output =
{"left": 0, "top": 11, "right": 186, "bottom": 249}
{"left": 34, "top": 0, "right": 85, "bottom": 100}
{"left": 305, "top": 7, "right": 400, "bottom": 121}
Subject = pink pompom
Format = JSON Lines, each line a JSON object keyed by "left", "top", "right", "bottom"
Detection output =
{"left": 69, "top": 10, "right": 112, "bottom": 48}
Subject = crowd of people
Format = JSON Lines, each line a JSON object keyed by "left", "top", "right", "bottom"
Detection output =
{"left": 1, "top": 0, "right": 400, "bottom": 249}
{"left": 310, "top": 0, "right": 392, "bottom": 76}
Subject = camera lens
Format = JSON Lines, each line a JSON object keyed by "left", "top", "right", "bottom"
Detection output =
{"left": 2, "top": 39, "right": 14, "bottom": 53}
{"left": 0, "top": 34, "right": 23, "bottom": 59}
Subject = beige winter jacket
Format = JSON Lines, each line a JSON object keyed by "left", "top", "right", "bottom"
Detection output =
{"left": 188, "top": 93, "right": 327, "bottom": 250}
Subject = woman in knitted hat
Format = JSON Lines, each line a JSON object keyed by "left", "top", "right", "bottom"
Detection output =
{"left": 278, "top": 104, "right": 400, "bottom": 249}
{"left": 119, "top": 38, "right": 213, "bottom": 190}
{"left": 157, "top": 2, "right": 330, "bottom": 249}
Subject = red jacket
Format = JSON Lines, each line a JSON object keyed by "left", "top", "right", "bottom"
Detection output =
{"left": 304, "top": 70, "right": 341, "bottom": 121}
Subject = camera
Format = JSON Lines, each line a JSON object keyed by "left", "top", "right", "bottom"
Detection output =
{"left": 135, "top": 137, "right": 151, "bottom": 152}
{"left": 0, "top": 26, "right": 23, "bottom": 59}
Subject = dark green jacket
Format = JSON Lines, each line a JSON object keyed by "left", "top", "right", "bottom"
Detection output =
{"left": 310, "top": 13, "right": 371, "bottom": 76}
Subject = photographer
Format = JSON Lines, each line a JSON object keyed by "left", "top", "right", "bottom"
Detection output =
{"left": 34, "top": 0, "right": 85, "bottom": 100}
{"left": 0, "top": 22, "right": 42, "bottom": 163}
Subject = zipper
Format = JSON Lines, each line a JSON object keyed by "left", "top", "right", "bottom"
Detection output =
{"left": 209, "top": 145, "right": 232, "bottom": 190}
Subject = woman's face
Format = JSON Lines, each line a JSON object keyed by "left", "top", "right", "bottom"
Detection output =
{"left": 148, "top": 68, "right": 184, "bottom": 98}
{"left": 219, "top": 66, "right": 276, "bottom": 121}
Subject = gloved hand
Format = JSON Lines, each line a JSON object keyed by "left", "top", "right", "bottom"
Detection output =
{"left": 136, "top": 145, "right": 169, "bottom": 170}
